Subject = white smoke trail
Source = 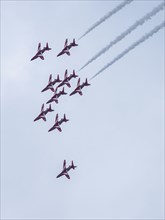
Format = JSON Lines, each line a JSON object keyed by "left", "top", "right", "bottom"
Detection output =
{"left": 78, "top": 0, "right": 133, "bottom": 40}
{"left": 79, "top": 2, "right": 165, "bottom": 71}
{"left": 90, "top": 21, "right": 165, "bottom": 80}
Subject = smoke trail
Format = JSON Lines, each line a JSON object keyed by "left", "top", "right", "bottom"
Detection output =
{"left": 90, "top": 21, "right": 165, "bottom": 80}
{"left": 79, "top": 2, "right": 165, "bottom": 71}
{"left": 78, "top": 0, "right": 133, "bottom": 41}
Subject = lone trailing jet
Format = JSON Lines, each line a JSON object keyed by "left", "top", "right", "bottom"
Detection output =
{"left": 48, "top": 114, "right": 69, "bottom": 132}
{"left": 58, "top": 69, "right": 78, "bottom": 88}
{"left": 57, "top": 39, "right": 78, "bottom": 57}
{"left": 31, "top": 42, "right": 51, "bottom": 61}
{"left": 56, "top": 160, "right": 77, "bottom": 179}
{"left": 34, "top": 104, "right": 54, "bottom": 122}
{"left": 41, "top": 74, "right": 61, "bottom": 93}
{"left": 70, "top": 78, "right": 90, "bottom": 96}
{"left": 46, "top": 87, "right": 67, "bottom": 104}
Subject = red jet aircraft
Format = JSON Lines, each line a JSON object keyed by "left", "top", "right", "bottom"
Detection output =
{"left": 56, "top": 160, "right": 77, "bottom": 179}
{"left": 57, "top": 69, "right": 78, "bottom": 88}
{"left": 46, "top": 87, "right": 67, "bottom": 104}
{"left": 57, "top": 39, "right": 78, "bottom": 57}
{"left": 48, "top": 114, "right": 69, "bottom": 132}
{"left": 31, "top": 42, "right": 51, "bottom": 61}
{"left": 41, "top": 74, "right": 61, "bottom": 93}
{"left": 70, "top": 78, "right": 90, "bottom": 96}
{"left": 34, "top": 104, "right": 54, "bottom": 122}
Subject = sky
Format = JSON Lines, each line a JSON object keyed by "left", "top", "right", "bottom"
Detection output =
{"left": 1, "top": 0, "right": 165, "bottom": 219}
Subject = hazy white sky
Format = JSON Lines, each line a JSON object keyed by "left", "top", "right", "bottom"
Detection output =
{"left": 1, "top": 0, "right": 164, "bottom": 219}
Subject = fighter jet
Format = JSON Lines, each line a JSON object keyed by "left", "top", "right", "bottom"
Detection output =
{"left": 57, "top": 69, "right": 78, "bottom": 88}
{"left": 41, "top": 74, "right": 61, "bottom": 93}
{"left": 70, "top": 78, "right": 90, "bottom": 96}
{"left": 48, "top": 114, "right": 61, "bottom": 132}
{"left": 44, "top": 104, "right": 54, "bottom": 115}
{"left": 58, "top": 114, "right": 69, "bottom": 125}
{"left": 57, "top": 39, "right": 78, "bottom": 57}
{"left": 46, "top": 87, "right": 67, "bottom": 104}
{"left": 57, "top": 70, "right": 71, "bottom": 88}
{"left": 57, "top": 39, "right": 70, "bottom": 57}
{"left": 56, "top": 160, "right": 77, "bottom": 179}
{"left": 31, "top": 42, "right": 51, "bottom": 61}
{"left": 48, "top": 114, "right": 69, "bottom": 132}
{"left": 67, "top": 70, "right": 78, "bottom": 81}
{"left": 67, "top": 39, "right": 78, "bottom": 50}
{"left": 34, "top": 104, "right": 54, "bottom": 122}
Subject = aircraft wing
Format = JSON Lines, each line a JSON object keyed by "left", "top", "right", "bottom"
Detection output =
{"left": 56, "top": 125, "right": 62, "bottom": 132}
{"left": 63, "top": 160, "right": 66, "bottom": 169}
{"left": 55, "top": 114, "right": 58, "bottom": 123}
{"left": 66, "top": 50, "right": 70, "bottom": 56}
{"left": 49, "top": 74, "right": 52, "bottom": 83}
{"left": 64, "top": 172, "right": 70, "bottom": 179}
{"left": 66, "top": 82, "right": 71, "bottom": 88}
{"left": 78, "top": 90, "right": 83, "bottom": 96}
{"left": 41, "top": 115, "right": 46, "bottom": 121}
{"left": 64, "top": 39, "right": 68, "bottom": 48}
{"left": 38, "top": 43, "right": 41, "bottom": 51}
{"left": 41, "top": 104, "right": 44, "bottom": 112}
{"left": 38, "top": 53, "right": 44, "bottom": 60}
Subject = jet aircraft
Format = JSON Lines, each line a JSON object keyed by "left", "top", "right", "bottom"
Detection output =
{"left": 56, "top": 160, "right": 77, "bottom": 179}
{"left": 41, "top": 74, "right": 61, "bottom": 93}
{"left": 58, "top": 114, "right": 69, "bottom": 125}
{"left": 67, "top": 39, "right": 78, "bottom": 50}
{"left": 57, "top": 39, "right": 78, "bottom": 57}
{"left": 70, "top": 78, "right": 90, "bottom": 96}
{"left": 57, "top": 39, "right": 70, "bottom": 57}
{"left": 57, "top": 70, "right": 71, "bottom": 88}
{"left": 48, "top": 114, "right": 69, "bottom": 132}
{"left": 34, "top": 104, "right": 54, "bottom": 122}
{"left": 57, "top": 69, "right": 78, "bottom": 88}
{"left": 46, "top": 87, "right": 67, "bottom": 104}
{"left": 31, "top": 42, "right": 51, "bottom": 61}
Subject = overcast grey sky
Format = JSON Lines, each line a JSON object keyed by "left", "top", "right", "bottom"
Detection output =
{"left": 1, "top": 0, "right": 164, "bottom": 219}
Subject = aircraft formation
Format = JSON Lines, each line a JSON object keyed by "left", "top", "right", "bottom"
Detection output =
{"left": 31, "top": 39, "right": 90, "bottom": 179}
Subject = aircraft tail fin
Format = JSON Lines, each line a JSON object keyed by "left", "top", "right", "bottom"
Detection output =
{"left": 61, "top": 87, "right": 67, "bottom": 95}
{"left": 73, "top": 39, "right": 78, "bottom": 46}
{"left": 73, "top": 70, "right": 78, "bottom": 78}
{"left": 71, "top": 161, "right": 77, "bottom": 169}
{"left": 49, "top": 104, "right": 54, "bottom": 112}
{"left": 56, "top": 74, "right": 61, "bottom": 82}
{"left": 63, "top": 114, "right": 69, "bottom": 122}
{"left": 46, "top": 42, "right": 51, "bottom": 50}
{"left": 84, "top": 78, "right": 90, "bottom": 86}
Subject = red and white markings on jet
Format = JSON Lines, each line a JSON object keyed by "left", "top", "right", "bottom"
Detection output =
{"left": 56, "top": 160, "right": 77, "bottom": 179}
{"left": 31, "top": 42, "right": 51, "bottom": 61}
{"left": 34, "top": 104, "right": 54, "bottom": 122}
{"left": 48, "top": 114, "right": 69, "bottom": 132}
{"left": 57, "top": 39, "right": 78, "bottom": 57}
